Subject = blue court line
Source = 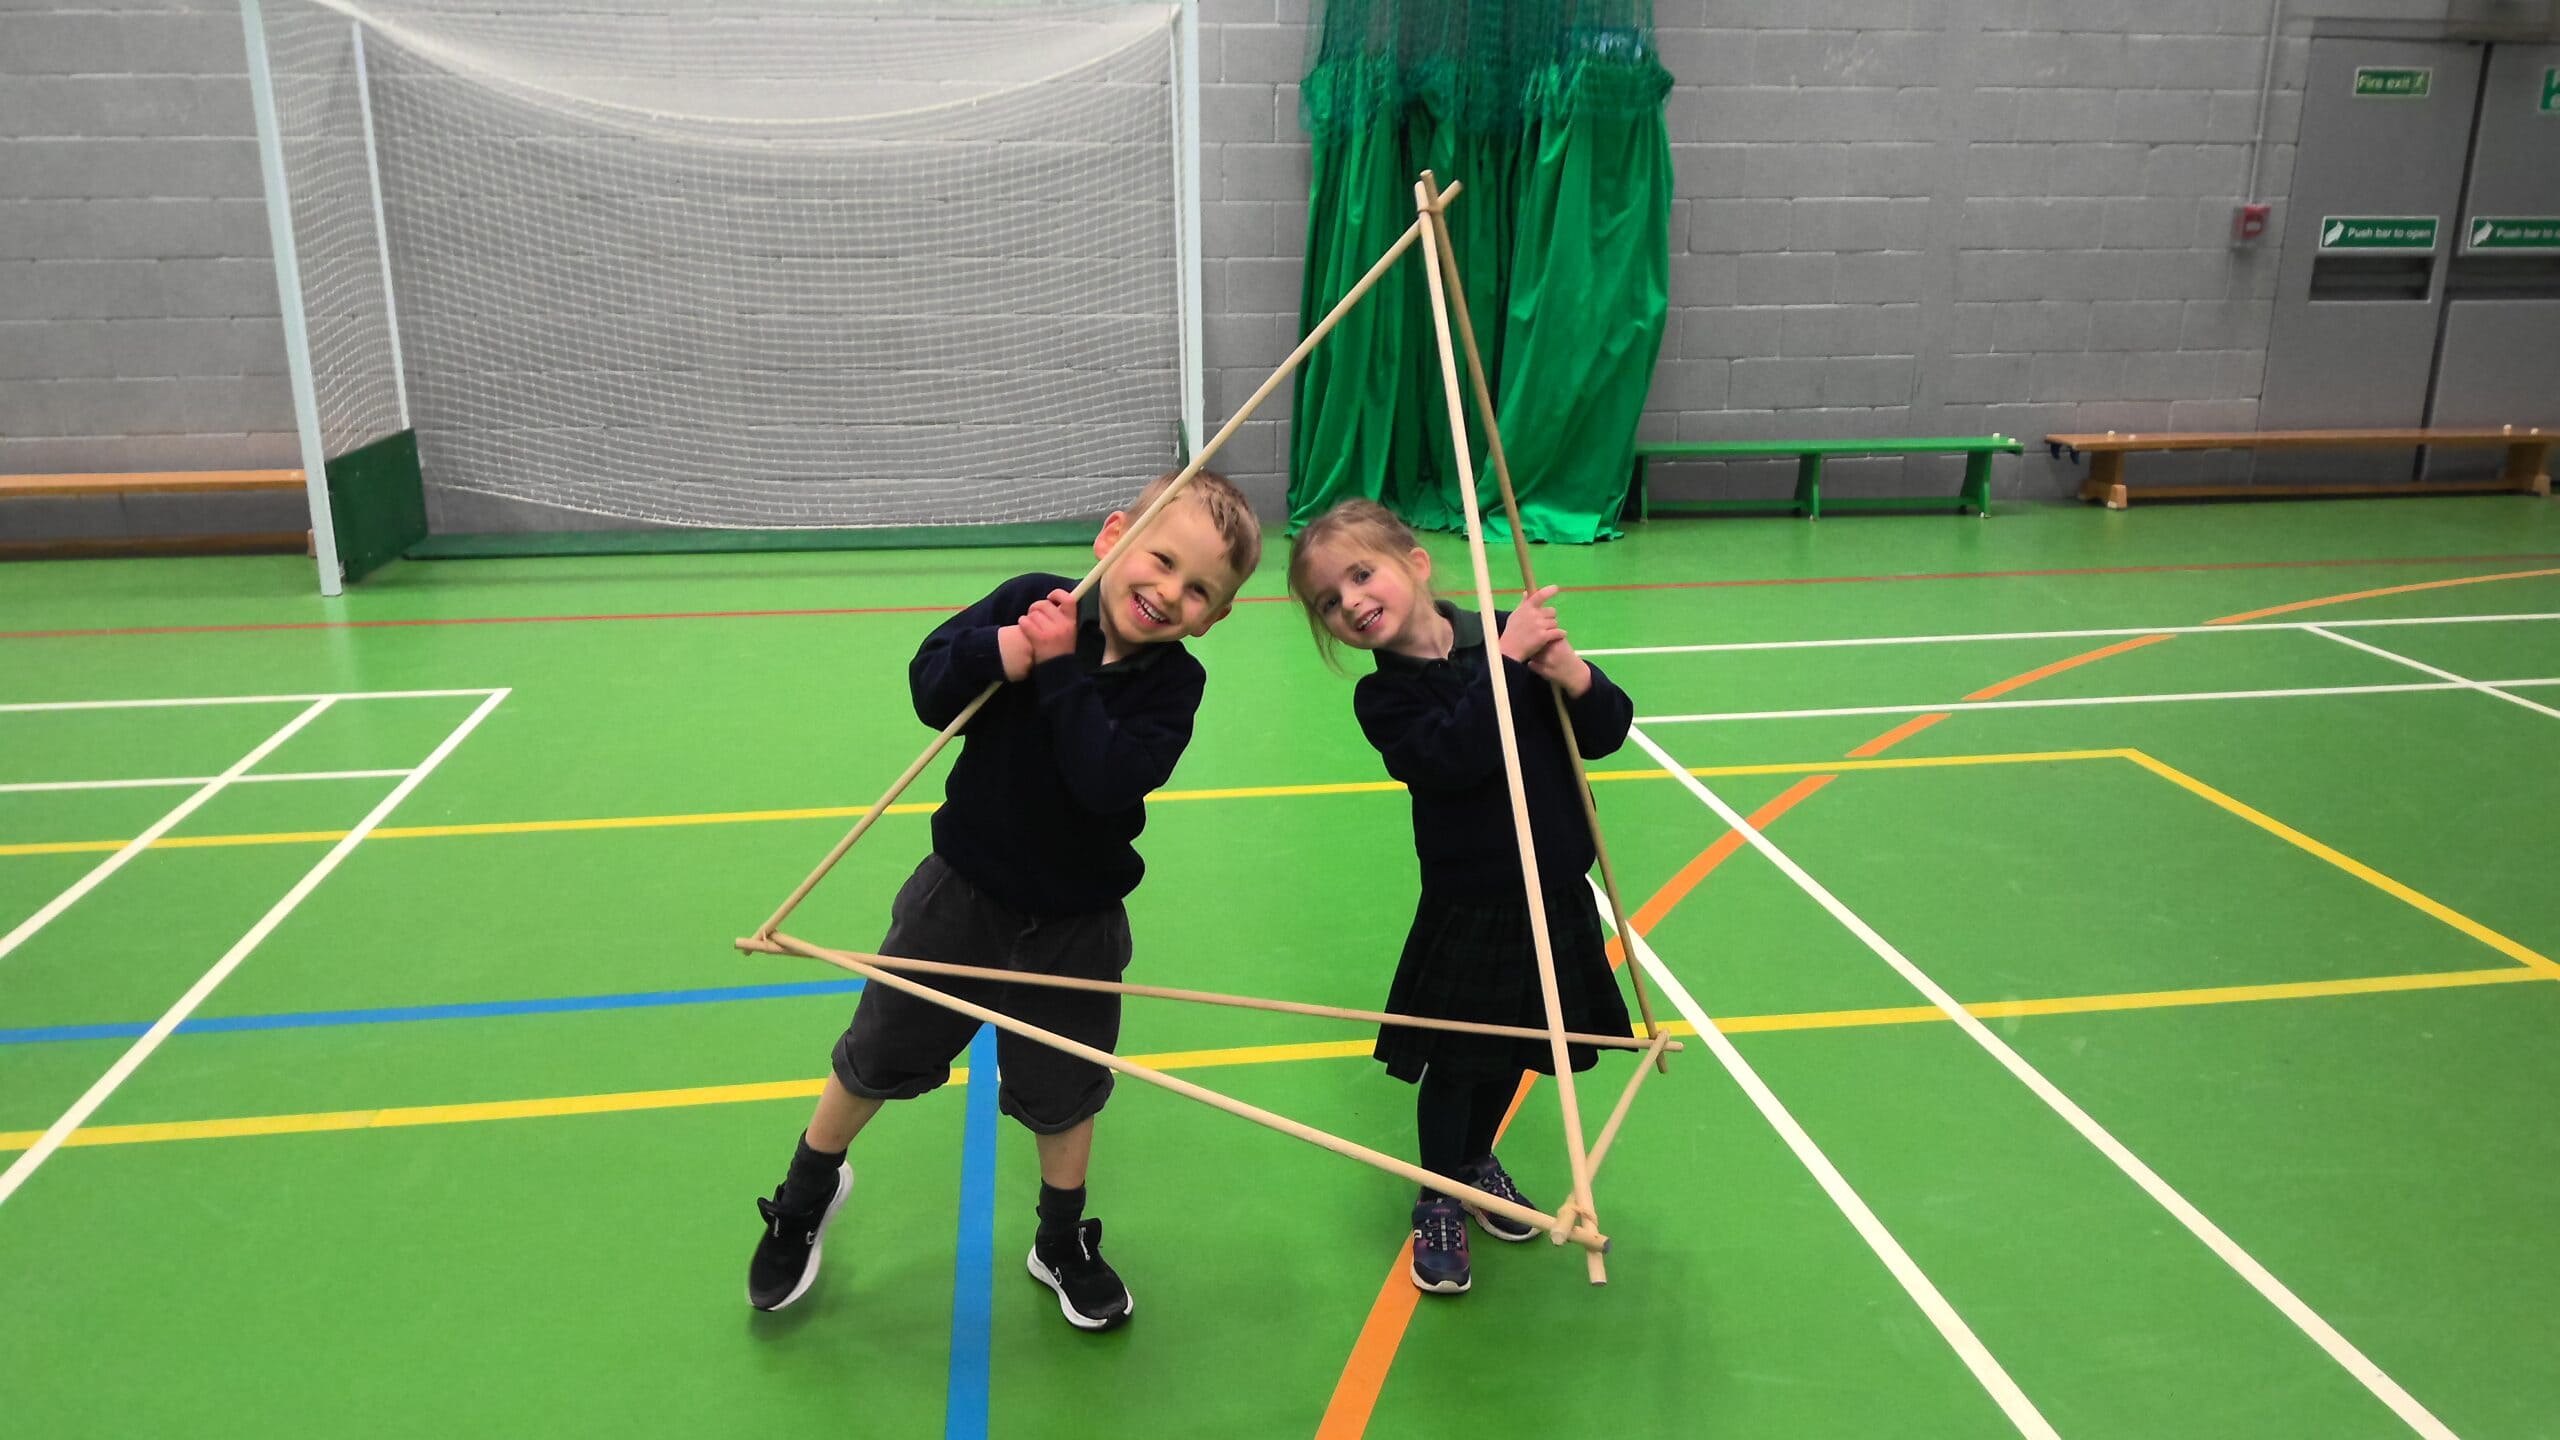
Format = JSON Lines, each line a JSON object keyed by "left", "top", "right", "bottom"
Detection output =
{"left": 945, "top": 1025, "right": 998, "bottom": 1440}
{"left": 0, "top": 978, "right": 865, "bottom": 1046}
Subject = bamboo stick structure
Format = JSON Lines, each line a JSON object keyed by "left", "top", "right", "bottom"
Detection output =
{"left": 763, "top": 932, "right": 1608, "bottom": 1252}
{"left": 753, "top": 194, "right": 1452, "bottom": 944}
{"left": 1410, "top": 172, "right": 1608, "bottom": 1284}
{"left": 740, "top": 933, "right": 1683, "bottom": 1055}
{"left": 1415, "top": 171, "right": 1668, "bottom": 1073}
{"left": 735, "top": 173, "right": 1674, "bottom": 1290}
{"left": 1588, "top": 1031, "right": 1676, "bottom": 1174}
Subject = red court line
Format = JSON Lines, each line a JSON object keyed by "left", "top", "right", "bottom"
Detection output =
{"left": 1549, "top": 550, "right": 2560, "bottom": 598}
{"left": 13, "top": 552, "right": 2557, "bottom": 641}
{"left": 0, "top": 603, "right": 961, "bottom": 641}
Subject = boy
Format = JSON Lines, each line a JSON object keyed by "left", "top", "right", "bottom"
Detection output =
{"left": 747, "top": 470, "right": 1262, "bottom": 1331}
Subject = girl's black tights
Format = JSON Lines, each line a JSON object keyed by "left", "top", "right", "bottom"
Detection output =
{"left": 1416, "top": 1066, "right": 1520, "bottom": 1189}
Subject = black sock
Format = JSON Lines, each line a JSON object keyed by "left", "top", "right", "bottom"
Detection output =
{"left": 777, "top": 1133, "right": 847, "bottom": 1212}
{"left": 1415, "top": 1067, "right": 1475, "bottom": 1195}
{"left": 1462, "top": 1074, "right": 1519, "bottom": 1165}
{"left": 1036, "top": 1182, "right": 1087, "bottom": 1248}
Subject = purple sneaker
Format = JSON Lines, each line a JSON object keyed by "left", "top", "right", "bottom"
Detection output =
{"left": 1462, "top": 1154, "right": 1540, "bottom": 1243}
{"left": 1409, "top": 1195, "right": 1471, "bottom": 1295}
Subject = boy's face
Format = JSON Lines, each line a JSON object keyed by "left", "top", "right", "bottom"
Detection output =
{"left": 1090, "top": 495, "right": 1245, "bottom": 656}
{"left": 1298, "top": 538, "right": 1434, "bottom": 656}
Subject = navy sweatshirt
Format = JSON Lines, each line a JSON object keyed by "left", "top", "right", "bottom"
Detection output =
{"left": 1353, "top": 602, "right": 1635, "bottom": 902}
{"left": 910, "top": 572, "right": 1205, "bottom": 917}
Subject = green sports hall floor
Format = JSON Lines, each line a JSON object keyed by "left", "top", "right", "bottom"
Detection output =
{"left": 3, "top": 496, "right": 2557, "bottom": 1439}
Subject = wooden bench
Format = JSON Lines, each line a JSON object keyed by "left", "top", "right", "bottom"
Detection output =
{"left": 2047, "top": 429, "right": 2554, "bottom": 510}
{"left": 1626, "top": 435, "right": 2023, "bottom": 521}
{"left": 0, "top": 470, "right": 310, "bottom": 559}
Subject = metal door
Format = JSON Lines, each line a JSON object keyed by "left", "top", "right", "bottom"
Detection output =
{"left": 2260, "top": 39, "right": 2483, "bottom": 485}
{"left": 2426, "top": 42, "right": 2560, "bottom": 478}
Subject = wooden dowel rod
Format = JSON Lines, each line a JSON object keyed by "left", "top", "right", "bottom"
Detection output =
{"left": 753, "top": 688, "right": 990, "bottom": 940}
{"left": 741, "top": 933, "right": 1682, "bottom": 1054}
{"left": 1544, "top": 1030, "right": 1669, "bottom": 1246}
{"left": 1415, "top": 171, "right": 1606, "bottom": 1285}
{"left": 1422, "top": 189, "right": 1665, "bottom": 1072}
{"left": 1586, "top": 1030, "right": 1674, "bottom": 1175}
{"left": 753, "top": 203, "right": 1449, "bottom": 940}
{"left": 765, "top": 931, "right": 1608, "bottom": 1252}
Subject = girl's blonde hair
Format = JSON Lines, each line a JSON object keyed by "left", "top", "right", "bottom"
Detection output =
{"left": 1287, "top": 498, "right": 1423, "bottom": 669}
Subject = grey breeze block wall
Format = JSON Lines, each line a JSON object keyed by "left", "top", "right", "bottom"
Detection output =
{"left": 5, "top": 0, "right": 2553, "bottom": 537}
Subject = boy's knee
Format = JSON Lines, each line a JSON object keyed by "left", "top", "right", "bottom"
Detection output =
{"left": 832, "top": 1031, "right": 950, "bottom": 1102}
{"left": 999, "top": 1071, "right": 1113, "bottom": 1135}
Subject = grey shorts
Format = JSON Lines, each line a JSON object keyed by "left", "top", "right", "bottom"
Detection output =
{"left": 831, "top": 854, "right": 1132, "bottom": 1135}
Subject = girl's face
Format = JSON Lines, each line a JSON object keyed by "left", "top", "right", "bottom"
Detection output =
{"left": 1298, "top": 538, "right": 1436, "bottom": 656}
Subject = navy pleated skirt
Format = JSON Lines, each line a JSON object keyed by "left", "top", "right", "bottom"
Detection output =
{"left": 1374, "top": 882, "right": 1633, "bottom": 1084}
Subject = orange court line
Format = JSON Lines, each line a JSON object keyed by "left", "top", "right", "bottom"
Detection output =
{"left": 1847, "top": 712, "right": 1949, "bottom": 755}
{"left": 2207, "top": 566, "right": 2560, "bottom": 626}
{"left": 1625, "top": 774, "right": 1834, "bottom": 935}
{"left": 1963, "top": 633, "right": 2176, "bottom": 700}
{"left": 1314, "top": 562, "right": 2560, "bottom": 1437}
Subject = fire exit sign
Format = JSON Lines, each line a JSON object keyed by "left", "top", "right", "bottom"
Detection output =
{"left": 2543, "top": 67, "right": 2558, "bottom": 112}
{"left": 2319, "top": 216, "right": 2439, "bottom": 251}
{"left": 2353, "top": 66, "right": 2432, "bottom": 98}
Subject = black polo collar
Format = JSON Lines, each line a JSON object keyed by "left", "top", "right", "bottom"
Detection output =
{"left": 1372, "top": 600, "right": 1484, "bottom": 674}
{"left": 1077, "top": 582, "right": 1173, "bottom": 672}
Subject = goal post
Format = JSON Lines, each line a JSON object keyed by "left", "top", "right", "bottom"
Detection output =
{"left": 240, "top": 0, "right": 1202, "bottom": 585}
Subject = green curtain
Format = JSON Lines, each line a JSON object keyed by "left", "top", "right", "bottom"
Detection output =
{"left": 1287, "top": 0, "right": 1671, "bottom": 543}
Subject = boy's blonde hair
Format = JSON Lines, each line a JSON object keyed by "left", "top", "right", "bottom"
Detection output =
{"left": 1133, "top": 468, "right": 1262, "bottom": 584}
{"left": 1286, "top": 498, "right": 1424, "bottom": 668}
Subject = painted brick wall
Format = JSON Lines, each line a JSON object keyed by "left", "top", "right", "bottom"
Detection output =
{"left": 0, "top": 3, "right": 289, "bottom": 471}
{"left": 4, "top": 0, "right": 2546, "bottom": 537}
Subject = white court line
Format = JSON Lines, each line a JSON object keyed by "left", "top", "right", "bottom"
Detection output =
{"left": 1591, "top": 878, "right": 2058, "bottom": 1439}
{"left": 0, "top": 688, "right": 501, "bottom": 714}
{"left": 1625, "top": 724, "right": 2459, "bottom": 1439}
{"left": 0, "top": 768, "right": 412, "bottom": 796}
{"left": 0, "top": 688, "right": 509, "bottom": 1212}
{"left": 1638, "top": 677, "right": 2560, "bottom": 726}
{"left": 2306, "top": 627, "right": 2560, "bottom": 723}
{"left": 1583, "top": 611, "right": 2560, "bottom": 658}
{"left": 0, "top": 701, "right": 335, "bottom": 966}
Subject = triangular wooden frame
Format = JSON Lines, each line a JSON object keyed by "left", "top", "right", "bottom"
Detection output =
{"left": 736, "top": 174, "right": 1672, "bottom": 1280}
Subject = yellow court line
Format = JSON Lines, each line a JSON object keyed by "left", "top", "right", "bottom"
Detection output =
{"left": 0, "top": 749, "right": 2117, "bottom": 859}
{"left": 9, "top": 745, "right": 2544, "bottom": 1155}
{"left": 8, "top": 962, "right": 2546, "bottom": 1156}
{"left": 1721, "top": 966, "right": 2547, "bottom": 1034}
{"left": 2124, "top": 749, "right": 2560, "bottom": 980}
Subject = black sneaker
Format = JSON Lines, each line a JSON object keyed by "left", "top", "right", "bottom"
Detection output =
{"left": 1027, "top": 1217, "right": 1132, "bottom": 1331}
{"left": 1462, "top": 1154, "right": 1540, "bottom": 1243}
{"left": 746, "top": 1163, "right": 852, "bottom": 1312}
{"left": 1409, "top": 1196, "right": 1471, "bottom": 1295}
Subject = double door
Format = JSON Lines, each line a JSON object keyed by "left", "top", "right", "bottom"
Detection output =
{"left": 2260, "top": 38, "right": 2560, "bottom": 483}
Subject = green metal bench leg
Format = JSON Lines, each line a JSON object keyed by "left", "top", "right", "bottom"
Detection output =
{"left": 1962, "top": 448, "right": 1994, "bottom": 516}
{"left": 1621, "top": 454, "right": 1649, "bottom": 524}
{"left": 1794, "top": 452, "right": 1823, "bottom": 519}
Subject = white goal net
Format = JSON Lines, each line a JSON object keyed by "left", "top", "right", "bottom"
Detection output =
{"left": 248, "top": 0, "right": 1195, "bottom": 531}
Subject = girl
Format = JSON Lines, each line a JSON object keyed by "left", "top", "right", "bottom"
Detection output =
{"left": 1287, "top": 499, "right": 1635, "bottom": 1296}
